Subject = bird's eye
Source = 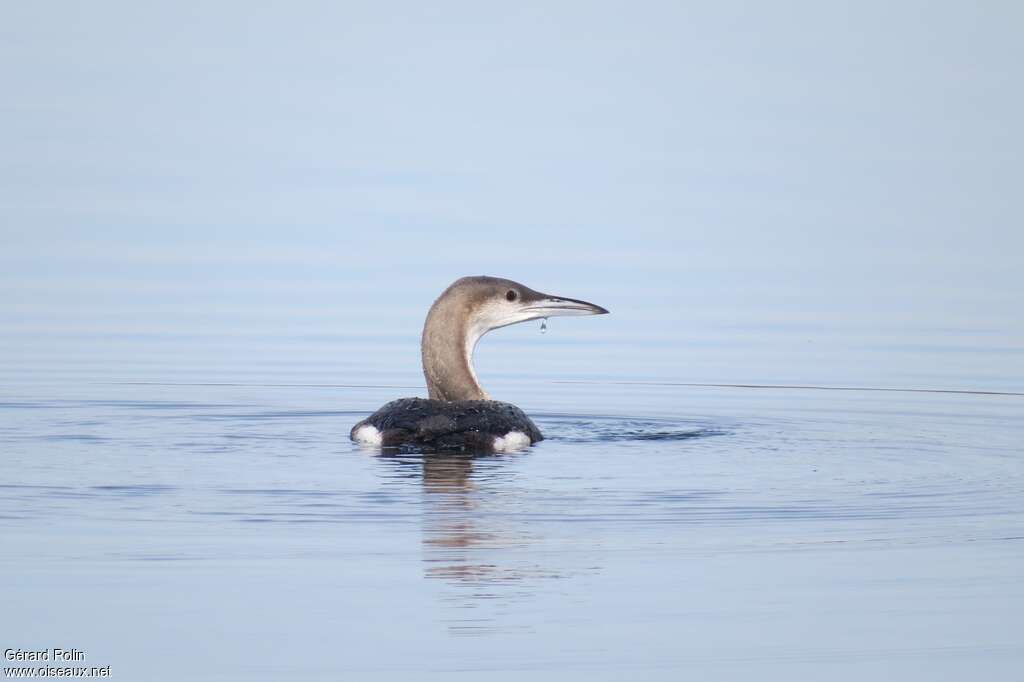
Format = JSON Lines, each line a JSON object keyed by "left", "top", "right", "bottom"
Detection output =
{"left": 506, "top": 290, "right": 518, "bottom": 302}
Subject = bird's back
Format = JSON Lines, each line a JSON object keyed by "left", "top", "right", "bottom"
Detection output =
{"left": 350, "top": 397, "right": 543, "bottom": 453}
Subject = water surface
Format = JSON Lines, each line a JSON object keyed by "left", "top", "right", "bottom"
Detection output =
{"left": 2, "top": 374, "right": 1022, "bottom": 680}
{"left": 3, "top": 2, "right": 1023, "bottom": 678}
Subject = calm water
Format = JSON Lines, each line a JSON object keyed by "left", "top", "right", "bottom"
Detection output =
{"left": 2, "top": 366, "right": 1022, "bottom": 680}
{"left": 4, "top": 2, "right": 1024, "bottom": 678}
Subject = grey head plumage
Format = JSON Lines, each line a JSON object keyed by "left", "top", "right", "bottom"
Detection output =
{"left": 421, "top": 275, "right": 609, "bottom": 401}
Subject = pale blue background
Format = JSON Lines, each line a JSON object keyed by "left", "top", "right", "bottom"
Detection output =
{"left": 2, "top": 6, "right": 1024, "bottom": 681}
{"left": 3, "top": 1, "right": 1021, "bottom": 392}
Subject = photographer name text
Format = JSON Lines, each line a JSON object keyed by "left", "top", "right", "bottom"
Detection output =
{"left": 5, "top": 650, "right": 84, "bottom": 663}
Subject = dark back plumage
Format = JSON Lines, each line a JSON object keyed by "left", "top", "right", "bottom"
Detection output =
{"left": 351, "top": 398, "right": 542, "bottom": 453}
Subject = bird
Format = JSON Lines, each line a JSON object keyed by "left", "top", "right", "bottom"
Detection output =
{"left": 351, "top": 275, "right": 608, "bottom": 453}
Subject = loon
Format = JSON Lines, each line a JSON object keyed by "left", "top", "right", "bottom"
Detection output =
{"left": 350, "top": 275, "right": 608, "bottom": 452}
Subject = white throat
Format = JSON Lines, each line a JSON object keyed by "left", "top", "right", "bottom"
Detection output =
{"left": 463, "top": 320, "right": 491, "bottom": 400}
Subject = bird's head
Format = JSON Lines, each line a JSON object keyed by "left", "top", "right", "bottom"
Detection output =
{"left": 452, "top": 275, "right": 609, "bottom": 334}
{"left": 421, "top": 275, "right": 608, "bottom": 401}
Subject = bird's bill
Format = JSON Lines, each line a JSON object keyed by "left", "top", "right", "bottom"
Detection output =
{"left": 521, "top": 294, "right": 609, "bottom": 317}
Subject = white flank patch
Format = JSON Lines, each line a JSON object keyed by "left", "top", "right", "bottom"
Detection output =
{"left": 492, "top": 431, "right": 531, "bottom": 453}
{"left": 352, "top": 425, "right": 382, "bottom": 446}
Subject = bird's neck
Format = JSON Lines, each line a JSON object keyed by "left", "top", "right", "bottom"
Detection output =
{"left": 421, "top": 297, "right": 489, "bottom": 401}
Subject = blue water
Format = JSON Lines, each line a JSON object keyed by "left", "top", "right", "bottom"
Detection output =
{"left": 2, "top": 369, "right": 1023, "bottom": 679}
{"left": 3, "top": 1, "right": 1024, "bottom": 678}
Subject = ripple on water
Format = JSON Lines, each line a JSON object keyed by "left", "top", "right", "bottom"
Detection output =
{"left": 535, "top": 413, "right": 726, "bottom": 444}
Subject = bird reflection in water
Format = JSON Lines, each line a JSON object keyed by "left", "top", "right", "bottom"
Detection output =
{"left": 379, "top": 452, "right": 563, "bottom": 635}
{"left": 421, "top": 455, "right": 521, "bottom": 583}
